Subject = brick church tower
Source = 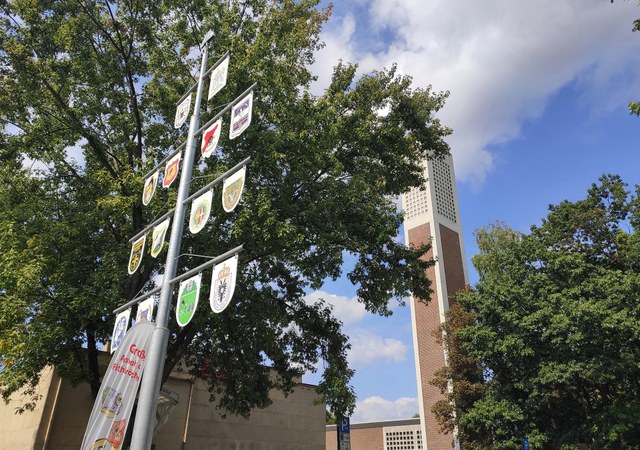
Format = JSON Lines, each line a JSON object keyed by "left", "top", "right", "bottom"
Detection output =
{"left": 401, "top": 155, "right": 469, "bottom": 450}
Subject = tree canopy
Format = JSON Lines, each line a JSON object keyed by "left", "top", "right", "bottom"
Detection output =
{"left": 0, "top": 0, "right": 451, "bottom": 418}
{"left": 437, "top": 176, "right": 640, "bottom": 449}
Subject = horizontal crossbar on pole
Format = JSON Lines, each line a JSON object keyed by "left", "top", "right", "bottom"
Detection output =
{"left": 196, "top": 82, "right": 258, "bottom": 137}
{"left": 142, "top": 80, "right": 256, "bottom": 181}
{"left": 129, "top": 208, "right": 176, "bottom": 243}
{"left": 175, "top": 51, "right": 231, "bottom": 107}
{"left": 182, "top": 157, "right": 251, "bottom": 205}
{"left": 168, "top": 244, "right": 244, "bottom": 286}
{"left": 113, "top": 286, "right": 162, "bottom": 315}
{"left": 112, "top": 244, "right": 244, "bottom": 314}
{"left": 142, "top": 141, "right": 186, "bottom": 181}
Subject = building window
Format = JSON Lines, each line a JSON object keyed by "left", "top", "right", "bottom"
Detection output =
{"left": 383, "top": 425, "right": 422, "bottom": 450}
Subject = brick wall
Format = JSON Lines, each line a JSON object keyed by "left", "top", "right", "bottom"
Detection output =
{"left": 408, "top": 223, "right": 460, "bottom": 450}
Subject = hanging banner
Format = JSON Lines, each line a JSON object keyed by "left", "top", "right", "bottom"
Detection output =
{"left": 111, "top": 309, "right": 131, "bottom": 354}
{"left": 174, "top": 93, "right": 192, "bottom": 129}
{"left": 210, "top": 255, "right": 238, "bottom": 314}
{"left": 150, "top": 218, "right": 170, "bottom": 258}
{"left": 200, "top": 118, "right": 222, "bottom": 159}
{"left": 135, "top": 297, "right": 155, "bottom": 323}
{"left": 163, "top": 152, "right": 181, "bottom": 189}
{"left": 81, "top": 321, "right": 155, "bottom": 450}
{"left": 142, "top": 171, "right": 158, "bottom": 206}
{"left": 189, "top": 190, "right": 213, "bottom": 234}
{"left": 229, "top": 91, "right": 253, "bottom": 139}
{"left": 176, "top": 274, "right": 202, "bottom": 327}
{"left": 222, "top": 166, "right": 246, "bottom": 212}
{"left": 127, "top": 235, "right": 146, "bottom": 275}
{"left": 207, "top": 55, "right": 229, "bottom": 100}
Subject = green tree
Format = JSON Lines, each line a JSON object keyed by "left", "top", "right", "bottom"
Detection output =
{"left": 450, "top": 177, "right": 640, "bottom": 449}
{"left": 431, "top": 297, "right": 489, "bottom": 450}
{"left": 0, "top": 0, "right": 451, "bottom": 418}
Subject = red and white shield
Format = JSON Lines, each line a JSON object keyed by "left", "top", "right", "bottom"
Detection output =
{"left": 200, "top": 118, "right": 222, "bottom": 159}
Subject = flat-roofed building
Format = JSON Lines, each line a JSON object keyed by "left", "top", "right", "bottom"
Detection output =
{"left": 326, "top": 418, "right": 423, "bottom": 450}
{"left": 0, "top": 361, "right": 325, "bottom": 450}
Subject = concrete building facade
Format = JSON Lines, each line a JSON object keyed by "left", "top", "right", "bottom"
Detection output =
{"left": 0, "top": 363, "right": 325, "bottom": 450}
{"left": 401, "top": 155, "right": 469, "bottom": 450}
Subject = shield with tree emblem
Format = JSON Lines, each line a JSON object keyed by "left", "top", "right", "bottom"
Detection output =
{"left": 176, "top": 274, "right": 201, "bottom": 327}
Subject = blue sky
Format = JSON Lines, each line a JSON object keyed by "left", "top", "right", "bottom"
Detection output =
{"left": 303, "top": 0, "right": 640, "bottom": 422}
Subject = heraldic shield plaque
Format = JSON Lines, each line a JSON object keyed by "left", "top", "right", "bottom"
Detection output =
{"left": 174, "top": 93, "right": 191, "bottom": 129}
{"left": 142, "top": 171, "right": 158, "bottom": 206}
{"left": 201, "top": 118, "right": 222, "bottom": 159}
{"left": 163, "top": 152, "right": 181, "bottom": 189}
{"left": 128, "top": 235, "right": 146, "bottom": 275}
{"left": 177, "top": 274, "right": 202, "bottom": 327}
{"left": 210, "top": 255, "right": 238, "bottom": 313}
{"left": 150, "top": 218, "right": 170, "bottom": 258}
{"left": 222, "top": 166, "right": 246, "bottom": 212}
{"left": 189, "top": 190, "right": 213, "bottom": 234}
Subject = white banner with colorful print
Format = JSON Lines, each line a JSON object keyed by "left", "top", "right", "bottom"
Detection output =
{"left": 81, "top": 321, "right": 154, "bottom": 450}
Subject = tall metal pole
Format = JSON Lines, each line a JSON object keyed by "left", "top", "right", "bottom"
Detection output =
{"left": 130, "top": 31, "right": 213, "bottom": 450}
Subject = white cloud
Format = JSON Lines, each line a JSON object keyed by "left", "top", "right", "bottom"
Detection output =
{"left": 304, "top": 291, "right": 408, "bottom": 368}
{"left": 304, "top": 289, "right": 367, "bottom": 325}
{"left": 347, "top": 329, "right": 407, "bottom": 367}
{"left": 352, "top": 395, "right": 419, "bottom": 423}
{"left": 312, "top": 0, "right": 640, "bottom": 187}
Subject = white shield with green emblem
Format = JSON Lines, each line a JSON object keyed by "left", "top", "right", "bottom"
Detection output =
{"left": 189, "top": 190, "right": 212, "bottom": 234}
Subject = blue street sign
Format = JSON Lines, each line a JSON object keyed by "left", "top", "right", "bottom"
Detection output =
{"left": 522, "top": 438, "right": 530, "bottom": 450}
{"left": 339, "top": 417, "right": 350, "bottom": 434}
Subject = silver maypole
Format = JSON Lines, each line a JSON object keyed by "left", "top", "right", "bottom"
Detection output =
{"left": 129, "top": 30, "right": 214, "bottom": 450}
